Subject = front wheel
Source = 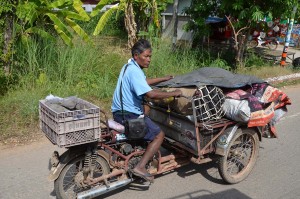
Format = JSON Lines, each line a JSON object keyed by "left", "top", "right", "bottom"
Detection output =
{"left": 247, "top": 40, "right": 258, "bottom": 49}
{"left": 218, "top": 128, "right": 259, "bottom": 184}
{"left": 267, "top": 41, "right": 278, "bottom": 50}
{"left": 54, "top": 155, "right": 110, "bottom": 199}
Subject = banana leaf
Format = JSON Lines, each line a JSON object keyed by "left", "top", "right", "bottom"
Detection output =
{"left": 65, "top": 17, "right": 90, "bottom": 43}
{"left": 54, "top": 25, "right": 73, "bottom": 46}
{"left": 93, "top": 5, "right": 118, "bottom": 35}
{"left": 90, "top": 0, "right": 113, "bottom": 17}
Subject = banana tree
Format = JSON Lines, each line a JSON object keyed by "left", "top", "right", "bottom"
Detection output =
{"left": 16, "top": 0, "right": 91, "bottom": 46}
{"left": 91, "top": 0, "right": 171, "bottom": 48}
{"left": 1, "top": 0, "right": 15, "bottom": 75}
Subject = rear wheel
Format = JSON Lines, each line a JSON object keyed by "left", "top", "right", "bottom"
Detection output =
{"left": 267, "top": 41, "right": 278, "bottom": 50}
{"left": 54, "top": 155, "right": 110, "bottom": 199}
{"left": 218, "top": 128, "right": 259, "bottom": 184}
{"left": 247, "top": 40, "right": 258, "bottom": 48}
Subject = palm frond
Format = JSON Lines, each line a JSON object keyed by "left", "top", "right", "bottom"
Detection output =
{"left": 25, "top": 27, "right": 54, "bottom": 39}
{"left": 54, "top": 24, "right": 73, "bottom": 46}
{"left": 65, "top": 17, "right": 90, "bottom": 43}
{"left": 73, "top": 0, "right": 90, "bottom": 21}
{"left": 59, "top": 10, "right": 90, "bottom": 21}
{"left": 90, "top": 0, "right": 113, "bottom": 17}
{"left": 252, "top": 11, "right": 264, "bottom": 21}
{"left": 93, "top": 5, "right": 118, "bottom": 35}
{"left": 46, "top": 13, "right": 72, "bottom": 38}
{"left": 49, "top": 0, "right": 72, "bottom": 9}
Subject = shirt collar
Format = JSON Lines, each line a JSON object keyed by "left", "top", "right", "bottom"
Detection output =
{"left": 130, "top": 58, "right": 141, "bottom": 69}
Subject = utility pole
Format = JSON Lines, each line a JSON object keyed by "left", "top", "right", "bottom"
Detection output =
{"left": 280, "top": 5, "right": 298, "bottom": 66}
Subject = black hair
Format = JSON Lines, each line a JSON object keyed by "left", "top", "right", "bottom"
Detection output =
{"left": 131, "top": 39, "right": 152, "bottom": 57}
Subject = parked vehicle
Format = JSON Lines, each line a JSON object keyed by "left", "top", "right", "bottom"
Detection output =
{"left": 248, "top": 35, "right": 279, "bottom": 50}
{"left": 40, "top": 94, "right": 264, "bottom": 199}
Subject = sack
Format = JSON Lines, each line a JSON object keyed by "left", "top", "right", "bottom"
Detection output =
{"left": 162, "top": 87, "right": 197, "bottom": 115}
{"left": 146, "top": 87, "right": 197, "bottom": 115}
{"left": 223, "top": 99, "right": 250, "bottom": 123}
{"left": 124, "top": 117, "right": 147, "bottom": 139}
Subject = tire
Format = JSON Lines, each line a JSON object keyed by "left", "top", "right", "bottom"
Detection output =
{"left": 54, "top": 155, "right": 110, "bottom": 199}
{"left": 267, "top": 41, "right": 278, "bottom": 50}
{"left": 247, "top": 40, "right": 258, "bottom": 48}
{"left": 218, "top": 128, "right": 259, "bottom": 184}
{"left": 292, "top": 57, "right": 300, "bottom": 68}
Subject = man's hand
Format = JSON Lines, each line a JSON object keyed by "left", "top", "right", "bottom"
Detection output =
{"left": 163, "top": 75, "right": 174, "bottom": 81}
{"left": 146, "top": 88, "right": 182, "bottom": 99}
{"left": 173, "top": 89, "right": 182, "bottom": 97}
{"left": 147, "top": 75, "right": 174, "bottom": 85}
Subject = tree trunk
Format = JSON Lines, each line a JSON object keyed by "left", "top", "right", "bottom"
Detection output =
{"left": 172, "top": 0, "right": 179, "bottom": 50}
{"left": 2, "top": 15, "right": 14, "bottom": 75}
{"left": 236, "top": 35, "right": 246, "bottom": 67}
{"left": 124, "top": 2, "right": 137, "bottom": 48}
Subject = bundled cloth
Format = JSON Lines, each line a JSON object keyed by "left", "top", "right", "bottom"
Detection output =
{"left": 151, "top": 67, "right": 291, "bottom": 136}
{"left": 223, "top": 83, "right": 291, "bottom": 137}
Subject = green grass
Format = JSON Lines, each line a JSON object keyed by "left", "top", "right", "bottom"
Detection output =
{"left": 237, "top": 65, "right": 294, "bottom": 79}
{"left": 0, "top": 88, "right": 44, "bottom": 143}
{"left": 271, "top": 77, "right": 300, "bottom": 88}
{"left": 0, "top": 36, "right": 299, "bottom": 144}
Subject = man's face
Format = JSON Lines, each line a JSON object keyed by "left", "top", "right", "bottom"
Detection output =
{"left": 134, "top": 49, "right": 152, "bottom": 68}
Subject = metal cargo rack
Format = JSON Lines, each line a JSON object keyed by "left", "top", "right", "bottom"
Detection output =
{"left": 148, "top": 87, "right": 235, "bottom": 158}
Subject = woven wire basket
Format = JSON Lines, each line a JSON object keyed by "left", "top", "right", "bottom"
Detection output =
{"left": 192, "top": 85, "right": 225, "bottom": 124}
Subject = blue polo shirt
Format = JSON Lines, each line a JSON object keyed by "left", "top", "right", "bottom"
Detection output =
{"left": 111, "top": 59, "right": 152, "bottom": 115}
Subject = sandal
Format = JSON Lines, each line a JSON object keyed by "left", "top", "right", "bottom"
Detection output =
{"left": 130, "top": 169, "right": 154, "bottom": 183}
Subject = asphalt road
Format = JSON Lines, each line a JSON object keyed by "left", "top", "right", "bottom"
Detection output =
{"left": 0, "top": 85, "right": 299, "bottom": 199}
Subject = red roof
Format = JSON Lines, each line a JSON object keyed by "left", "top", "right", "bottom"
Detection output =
{"left": 81, "top": 0, "right": 100, "bottom": 4}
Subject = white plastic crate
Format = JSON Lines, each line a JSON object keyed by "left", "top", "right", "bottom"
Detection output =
{"left": 39, "top": 98, "right": 100, "bottom": 147}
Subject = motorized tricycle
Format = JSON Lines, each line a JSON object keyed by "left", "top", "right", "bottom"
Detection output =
{"left": 40, "top": 88, "right": 264, "bottom": 199}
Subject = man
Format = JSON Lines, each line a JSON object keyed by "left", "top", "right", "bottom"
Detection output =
{"left": 111, "top": 39, "right": 182, "bottom": 182}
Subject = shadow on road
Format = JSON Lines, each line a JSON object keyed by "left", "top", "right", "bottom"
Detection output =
{"left": 174, "top": 161, "right": 226, "bottom": 185}
{"left": 99, "top": 160, "right": 229, "bottom": 198}
{"left": 164, "top": 188, "right": 252, "bottom": 199}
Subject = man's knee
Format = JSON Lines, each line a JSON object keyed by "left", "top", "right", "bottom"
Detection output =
{"left": 156, "top": 131, "right": 165, "bottom": 139}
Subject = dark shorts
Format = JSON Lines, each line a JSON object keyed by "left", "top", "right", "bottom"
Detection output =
{"left": 113, "top": 112, "right": 161, "bottom": 141}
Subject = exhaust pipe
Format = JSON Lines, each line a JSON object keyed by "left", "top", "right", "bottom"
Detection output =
{"left": 77, "top": 178, "right": 132, "bottom": 199}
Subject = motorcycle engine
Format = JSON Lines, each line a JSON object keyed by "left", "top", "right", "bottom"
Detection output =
{"left": 128, "top": 156, "right": 142, "bottom": 170}
{"left": 119, "top": 143, "right": 147, "bottom": 169}
{"left": 120, "top": 143, "right": 133, "bottom": 155}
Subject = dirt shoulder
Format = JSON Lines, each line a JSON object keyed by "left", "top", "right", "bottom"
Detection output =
{"left": 0, "top": 131, "right": 44, "bottom": 150}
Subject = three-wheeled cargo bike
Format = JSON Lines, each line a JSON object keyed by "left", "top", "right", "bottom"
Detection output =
{"left": 40, "top": 88, "right": 264, "bottom": 199}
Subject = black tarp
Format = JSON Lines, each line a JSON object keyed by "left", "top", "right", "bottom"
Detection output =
{"left": 155, "top": 67, "right": 265, "bottom": 88}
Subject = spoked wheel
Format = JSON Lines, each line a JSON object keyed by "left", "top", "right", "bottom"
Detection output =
{"left": 247, "top": 40, "right": 258, "bottom": 49}
{"left": 54, "top": 156, "right": 110, "bottom": 199}
{"left": 218, "top": 128, "right": 259, "bottom": 184}
{"left": 267, "top": 41, "right": 278, "bottom": 50}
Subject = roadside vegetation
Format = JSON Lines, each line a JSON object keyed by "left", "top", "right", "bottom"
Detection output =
{"left": 1, "top": 0, "right": 300, "bottom": 145}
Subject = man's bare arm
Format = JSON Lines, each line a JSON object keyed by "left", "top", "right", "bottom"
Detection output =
{"left": 146, "top": 75, "right": 174, "bottom": 85}
{"left": 145, "top": 89, "right": 182, "bottom": 99}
